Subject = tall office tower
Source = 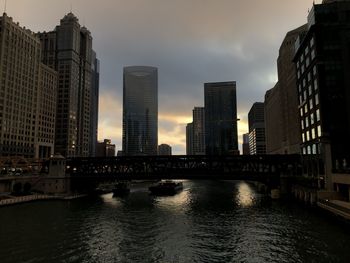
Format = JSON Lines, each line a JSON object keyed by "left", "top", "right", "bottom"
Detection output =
{"left": 192, "top": 107, "right": 205, "bottom": 155}
{"left": 248, "top": 102, "right": 266, "bottom": 155}
{"left": 158, "top": 144, "right": 172, "bottom": 155}
{"left": 90, "top": 51, "right": 100, "bottom": 157}
{"left": 0, "top": 13, "right": 57, "bottom": 158}
{"left": 122, "top": 66, "right": 158, "bottom": 156}
{"left": 186, "top": 123, "right": 194, "bottom": 155}
{"left": 294, "top": 0, "right": 350, "bottom": 166}
{"left": 38, "top": 13, "right": 95, "bottom": 157}
{"left": 204, "top": 81, "right": 238, "bottom": 155}
{"left": 242, "top": 133, "right": 250, "bottom": 155}
{"left": 265, "top": 24, "right": 307, "bottom": 154}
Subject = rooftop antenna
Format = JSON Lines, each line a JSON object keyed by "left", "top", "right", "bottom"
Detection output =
{"left": 70, "top": 1, "right": 72, "bottom": 13}
{"left": 4, "top": 0, "right": 7, "bottom": 13}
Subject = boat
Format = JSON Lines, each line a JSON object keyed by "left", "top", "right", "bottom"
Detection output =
{"left": 149, "top": 180, "right": 183, "bottom": 196}
{"left": 112, "top": 182, "right": 130, "bottom": 197}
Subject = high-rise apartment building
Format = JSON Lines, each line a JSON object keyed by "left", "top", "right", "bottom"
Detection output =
{"left": 186, "top": 123, "right": 193, "bottom": 155}
{"left": 122, "top": 66, "right": 158, "bottom": 156}
{"left": 248, "top": 102, "right": 266, "bottom": 155}
{"left": 158, "top": 144, "right": 172, "bottom": 155}
{"left": 204, "top": 81, "right": 238, "bottom": 155}
{"left": 265, "top": 24, "right": 307, "bottom": 154}
{"left": 38, "top": 13, "right": 97, "bottom": 157}
{"left": 0, "top": 13, "right": 57, "bottom": 158}
{"left": 294, "top": 0, "right": 350, "bottom": 165}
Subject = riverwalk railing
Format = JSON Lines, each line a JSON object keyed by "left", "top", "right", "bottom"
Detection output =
{"left": 318, "top": 199, "right": 350, "bottom": 219}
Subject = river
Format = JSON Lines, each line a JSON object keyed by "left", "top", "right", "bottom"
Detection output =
{"left": 0, "top": 180, "right": 350, "bottom": 263}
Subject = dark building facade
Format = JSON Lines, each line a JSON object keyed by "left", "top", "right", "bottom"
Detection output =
{"left": 192, "top": 107, "right": 205, "bottom": 155}
{"left": 248, "top": 102, "right": 266, "bottom": 155}
{"left": 0, "top": 13, "right": 57, "bottom": 158}
{"left": 242, "top": 133, "right": 250, "bottom": 155}
{"left": 38, "top": 13, "right": 97, "bottom": 157}
{"left": 158, "top": 144, "right": 172, "bottom": 155}
{"left": 96, "top": 139, "right": 116, "bottom": 157}
{"left": 122, "top": 66, "right": 158, "bottom": 156}
{"left": 265, "top": 24, "right": 307, "bottom": 154}
{"left": 186, "top": 123, "right": 193, "bottom": 155}
{"left": 90, "top": 51, "right": 100, "bottom": 157}
{"left": 294, "top": 0, "right": 350, "bottom": 168}
{"left": 204, "top": 81, "right": 238, "bottom": 155}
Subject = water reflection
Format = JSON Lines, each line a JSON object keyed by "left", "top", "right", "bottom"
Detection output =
{"left": 235, "top": 182, "right": 255, "bottom": 207}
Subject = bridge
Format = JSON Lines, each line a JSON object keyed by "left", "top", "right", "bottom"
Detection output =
{"left": 63, "top": 155, "right": 308, "bottom": 192}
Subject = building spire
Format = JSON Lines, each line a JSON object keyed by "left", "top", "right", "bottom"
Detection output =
{"left": 4, "top": 0, "right": 7, "bottom": 13}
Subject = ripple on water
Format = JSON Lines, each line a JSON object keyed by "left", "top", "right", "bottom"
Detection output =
{"left": 1, "top": 181, "right": 350, "bottom": 263}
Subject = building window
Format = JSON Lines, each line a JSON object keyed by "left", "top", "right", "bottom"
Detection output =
{"left": 316, "top": 109, "right": 320, "bottom": 121}
{"left": 314, "top": 79, "right": 318, "bottom": 90}
{"left": 317, "top": 125, "right": 321, "bottom": 137}
{"left": 306, "top": 57, "right": 310, "bottom": 67}
{"left": 315, "top": 94, "right": 319, "bottom": 105}
{"left": 309, "top": 99, "right": 313, "bottom": 110}
{"left": 310, "top": 113, "right": 315, "bottom": 125}
{"left": 312, "top": 128, "right": 316, "bottom": 139}
{"left": 308, "top": 85, "right": 312, "bottom": 96}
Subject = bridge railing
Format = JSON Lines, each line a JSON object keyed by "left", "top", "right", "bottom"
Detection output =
{"left": 65, "top": 155, "right": 302, "bottom": 180}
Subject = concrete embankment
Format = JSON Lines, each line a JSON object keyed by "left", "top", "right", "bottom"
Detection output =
{"left": 0, "top": 194, "right": 86, "bottom": 207}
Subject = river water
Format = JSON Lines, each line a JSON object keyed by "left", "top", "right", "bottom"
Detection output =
{"left": 0, "top": 180, "right": 350, "bottom": 263}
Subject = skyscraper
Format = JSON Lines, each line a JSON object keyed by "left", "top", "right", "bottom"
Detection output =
{"left": 248, "top": 102, "right": 266, "bottom": 155}
{"left": 264, "top": 25, "right": 307, "bottom": 154}
{"left": 186, "top": 123, "right": 194, "bottom": 155}
{"left": 242, "top": 133, "right": 250, "bottom": 155}
{"left": 204, "top": 81, "right": 238, "bottom": 155}
{"left": 122, "top": 66, "right": 158, "bottom": 156}
{"left": 0, "top": 13, "right": 57, "bottom": 158}
{"left": 90, "top": 51, "right": 100, "bottom": 157}
{"left": 294, "top": 0, "right": 350, "bottom": 165}
{"left": 38, "top": 12, "right": 97, "bottom": 157}
{"left": 192, "top": 107, "right": 205, "bottom": 155}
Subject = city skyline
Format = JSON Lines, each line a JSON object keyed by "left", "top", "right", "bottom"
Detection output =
{"left": 3, "top": 0, "right": 316, "bottom": 154}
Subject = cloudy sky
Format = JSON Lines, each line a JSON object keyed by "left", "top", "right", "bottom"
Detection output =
{"left": 6, "top": 0, "right": 317, "bottom": 154}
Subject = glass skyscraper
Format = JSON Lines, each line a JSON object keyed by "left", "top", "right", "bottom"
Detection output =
{"left": 204, "top": 81, "right": 238, "bottom": 155}
{"left": 122, "top": 66, "right": 158, "bottom": 156}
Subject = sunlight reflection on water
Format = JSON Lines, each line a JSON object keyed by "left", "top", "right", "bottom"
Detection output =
{"left": 235, "top": 181, "right": 255, "bottom": 207}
